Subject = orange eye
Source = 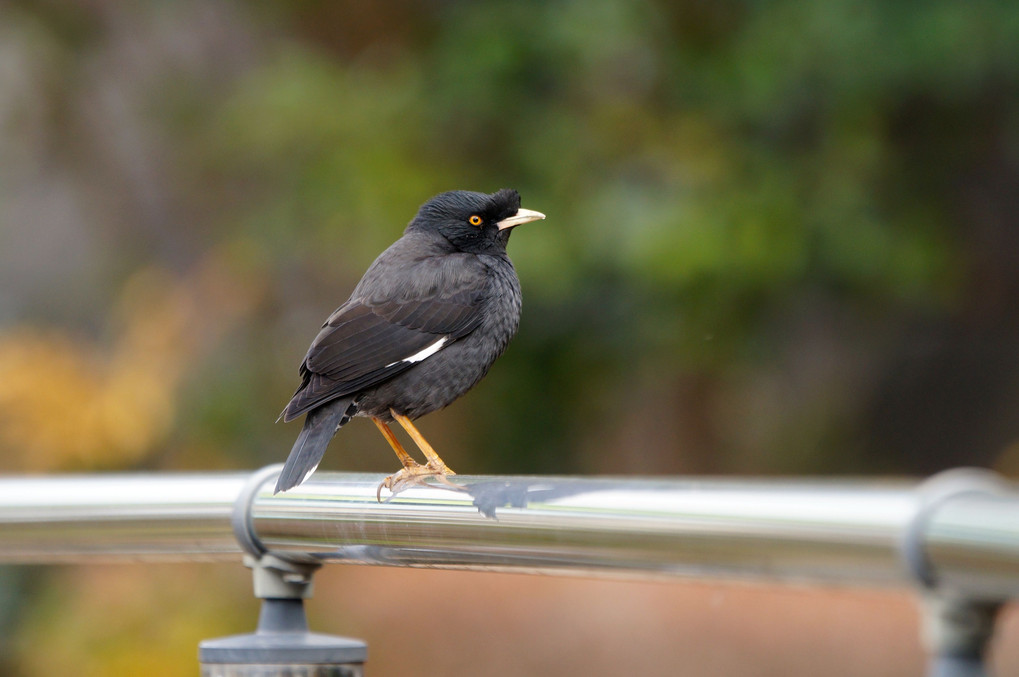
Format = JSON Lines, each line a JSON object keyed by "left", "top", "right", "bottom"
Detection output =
{"left": 468, "top": 215, "right": 483, "bottom": 226}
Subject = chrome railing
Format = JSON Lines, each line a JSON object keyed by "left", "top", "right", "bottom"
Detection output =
{"left": 0, "top": 466, "right": 1015, "bottom": 676}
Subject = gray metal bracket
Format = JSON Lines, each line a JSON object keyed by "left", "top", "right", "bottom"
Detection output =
{"left": 199, "top": 464, "right": 367, "bottom": 675}
{"left": 901, "top": 468, "right": 1009, "bottom": 677}
{"left": 920, "top": 593, "right": 1002, "bottom": 677}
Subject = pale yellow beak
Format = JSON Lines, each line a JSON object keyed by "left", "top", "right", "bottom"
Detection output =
{"left": 496, "top": 207, "right": 546, "bottom": 231}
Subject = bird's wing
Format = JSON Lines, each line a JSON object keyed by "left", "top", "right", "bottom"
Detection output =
{"left": 281, "top": 255, "right": 490, "bottom": 421}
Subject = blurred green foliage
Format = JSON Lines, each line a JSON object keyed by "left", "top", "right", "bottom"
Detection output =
{"left": 2, "top": 0, "right": 1018, "bottom": 475}
{"left": 2, "top": 1, "right": 1019, "bottom": 673}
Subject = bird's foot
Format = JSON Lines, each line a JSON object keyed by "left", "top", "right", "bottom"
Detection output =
{"left": 376, "top": 460, "right": 462, "bottom": 502}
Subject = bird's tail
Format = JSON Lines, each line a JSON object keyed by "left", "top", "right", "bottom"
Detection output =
{"left": 274, "top": 397, "right": 357, "bottom": 494}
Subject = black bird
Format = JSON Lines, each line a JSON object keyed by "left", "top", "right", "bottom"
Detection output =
{"left": 276, "top": 189, "right": 545, "bottom": 497}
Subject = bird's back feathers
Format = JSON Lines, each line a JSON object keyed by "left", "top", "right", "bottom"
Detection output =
{"left": 280, "top": 238, "right": 493, "bottom": 422}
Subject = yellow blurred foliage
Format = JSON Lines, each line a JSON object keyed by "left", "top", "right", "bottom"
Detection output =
{"left": 12, "top": 564, "right": 255, "bottom": 677}
{"left": 0, "top": 242, "right": 265, "bottom": 471}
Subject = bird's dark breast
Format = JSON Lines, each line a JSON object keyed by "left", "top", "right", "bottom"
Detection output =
{"left": 356, "top": 255, "right": 522, "bottom": 421}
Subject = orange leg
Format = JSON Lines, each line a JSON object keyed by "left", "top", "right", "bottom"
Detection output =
{"left": 390, "top": 410, "right": 456, "bottom": 475}
{"left": 372, "top": 411, "right": 462, "bottom": 501}
{"left": 372, "top": 417, "right": 419, "bottom": 470}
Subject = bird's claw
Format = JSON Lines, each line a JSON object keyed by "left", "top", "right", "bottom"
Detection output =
{"left": 376, "top": 460, "right": 464, "bottom": 502}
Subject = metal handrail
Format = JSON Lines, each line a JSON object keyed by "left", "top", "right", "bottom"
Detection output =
{"left": 0, "top": 473, "right": 247, "bottom": 562}
{"left": 3, "top": 467, "right": 1016, "bottom": 675}
{"left": 1, "top": 467, "right": 1017, "bottom": 602}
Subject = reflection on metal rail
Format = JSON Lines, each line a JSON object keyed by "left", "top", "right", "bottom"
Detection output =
{"left": 0, "top": 466, "right": 1016, "bottom": 676}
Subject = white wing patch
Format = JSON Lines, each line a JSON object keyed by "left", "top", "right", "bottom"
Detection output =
{"left": 386, "top": 336, "right": 449, "bottom": 368}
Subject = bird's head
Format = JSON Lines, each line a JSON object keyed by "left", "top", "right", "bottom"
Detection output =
{"left": 409, "top": 189, "right": 545, "bottom": 254}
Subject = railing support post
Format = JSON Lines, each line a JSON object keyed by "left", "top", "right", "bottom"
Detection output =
{"left": 198, "top": 465, "right": 367, "bottom": 675}
{"left": 901, "top": 468, "right": 1010, "bottom": 677}
{"left": 920, "top": 593, "right": 1002, "bottom": 677}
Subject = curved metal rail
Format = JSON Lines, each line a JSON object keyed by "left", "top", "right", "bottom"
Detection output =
{"left": 0, "top": 469, "right": 1016, "bottom": 602}
{"left": 3, "top": 468, "right": 1015, "bottom": 675}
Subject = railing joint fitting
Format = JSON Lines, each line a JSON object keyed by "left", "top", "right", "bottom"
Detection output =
{"left": 900, "top": 467, "right": 1009, "bottom": 590}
